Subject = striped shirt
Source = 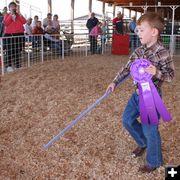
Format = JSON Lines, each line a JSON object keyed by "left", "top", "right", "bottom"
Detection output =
{"left": 113, "top": 41, "right": 174, "bottom": 89}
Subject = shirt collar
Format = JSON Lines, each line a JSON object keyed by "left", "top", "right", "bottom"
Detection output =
{"left": 142, "top": 41, "right": 162, "bottom": 52}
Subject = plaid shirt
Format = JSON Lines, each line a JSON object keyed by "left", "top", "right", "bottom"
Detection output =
{"left": 113, "top": 41, "right": 174, "bottom": 89}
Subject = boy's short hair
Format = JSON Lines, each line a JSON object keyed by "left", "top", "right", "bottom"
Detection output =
{"left": 137, "top": 12, "right": 164, "bottom": 34}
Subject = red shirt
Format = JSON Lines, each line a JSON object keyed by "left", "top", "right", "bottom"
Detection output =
{"left": 3, "top": 13, "right": 26, "bottom": 34}
{"left": 112, "top": 17, "right": 123, "bottom": 30}
{"left": 32, "top": 27, "right": 44, "bottom": 34}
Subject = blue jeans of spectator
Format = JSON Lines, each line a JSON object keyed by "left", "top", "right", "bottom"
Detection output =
{"left": 122, "top": 92, "right": 163, "bottom": 168}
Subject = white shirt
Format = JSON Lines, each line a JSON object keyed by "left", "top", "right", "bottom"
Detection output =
{"left": 24, "top": 23, "right": 32, "bottom": 38}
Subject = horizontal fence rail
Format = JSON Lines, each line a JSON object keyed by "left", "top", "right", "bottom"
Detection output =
{"left": 0, "top": 33, "right": 180, "bottom": 75}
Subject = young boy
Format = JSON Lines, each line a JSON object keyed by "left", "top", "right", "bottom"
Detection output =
{"left": 106, "top": 12, "right": 174, "bottom": 173}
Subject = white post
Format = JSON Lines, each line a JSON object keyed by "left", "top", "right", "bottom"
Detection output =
{"left": 71, "top": 0, "right": 75, "bottom": 43}
{"left": 101, "top": 42, "right": 104, "bottom": 55}
{"left": 0, "top": 38, "right": 5, "bottom": 75}
{"left": 170, "top": 6, "right": 178, "bottom": 55}
{"left": 85, "top": 43, "right": 88, "bottom": 56}
{"left": 62, "top": 39, "right": 64, "bottom": 59}
{"left": 41, "top": 35, "right": 44, "bottom": 63}
{"left": 27, "top": 36, "right": 30, "bottom": 67}
{"left": 85, "top": 38, "right": 88, "bottom": 56}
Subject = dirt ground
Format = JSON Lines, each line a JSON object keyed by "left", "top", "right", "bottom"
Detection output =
{"left": 0, "top": 54, "right": 179, "bottom": 179}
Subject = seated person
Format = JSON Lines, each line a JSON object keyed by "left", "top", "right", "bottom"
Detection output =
{"left": 24, "top": 17, "right": 33, "bottom": 41}
{"left": 45, "top": 19, "right": 55, "bottom": 33}
{"left": 32, "top": 21, "right": 45, "bottom": 48}
{"left": 43, "top": 13, "right": 52, "bottom": 29}
{"left": 31, "top": 15, "right": 39, "bottom": 29}
{"left": 44, "top": 33, "right": 71, "bottom": 55}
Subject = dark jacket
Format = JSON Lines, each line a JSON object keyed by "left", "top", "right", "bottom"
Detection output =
{"left": 86, "top": 17, "right": 99, "bottom": 33}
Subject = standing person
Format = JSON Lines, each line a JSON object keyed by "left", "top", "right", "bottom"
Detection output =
{"left": 86, "top": 12, "right": 99, "bottom": 54}
{"left": 3, "top": 1, "right": 26, "bottom": 71}
{"left": 100, "top": 20, "right": 107, "bottom": 53}
{"left": 112, "top": 11, "right": 124, "bottom": 34}
{"left": 106, "top": 12, "right": 174, "bottom": 173}
{"left": 89, "top": 21, "right": 102, "bottom": 54}
{"left": 129, "top": 16, "right": 138, "bottom": 50}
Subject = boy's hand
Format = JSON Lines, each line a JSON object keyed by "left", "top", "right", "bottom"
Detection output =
{"left": 106, "top": 83, "right": 116, "bottom": 93}
{"left": 145, "top": 65, "right": 157, "bottom": 75}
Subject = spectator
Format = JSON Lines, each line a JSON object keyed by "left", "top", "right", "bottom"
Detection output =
{"left": 89, "top": 21, "right": 103, "bottom": 54}
{"left": 43, "top": 13, "right": 52, "bottom": 28}
{"left": 44, "top": 19, "right": 56, "bottom": 34}
{"left": 99, "top": 20, "right": 107, "bottom": 53}
{"left": 3, "top": 1, "right": 26, "bottom": 71}
{"left": 52, "top": 14, "right": 60, "bottom": 33}
{"left": 86, "top": 12, "right": 99, "bottom": 54}
{"left": 31, "top": 15, "right": 39, "bottom": 29}
{"left": 32, "top": 20, "right": 45, "bottom": 49}
{"left": 24, "top": 17, "right": 32, "bottom": 38}
{"left": 24, "top": 17, "right": 38, "bottom": 49}
{"left": 2, "top": 7, "right": 8, "bottom": 16}
{"left": 112, "top": 11, "right": 124, "bottom": 34}
{"left": 129, "top": 16, "right": 138, "bottom": 49}
{"left": 44, "top": 33, "right": 62, "bottom": 53}
{"left": 32, "top": 21, "right": 44, "bottom": 34}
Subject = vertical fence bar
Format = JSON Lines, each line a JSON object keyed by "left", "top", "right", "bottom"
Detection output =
{"left": 170, "top": 6, "right": 175, "bottom": 55}
{"left": 62, "top": 39, "right": 64, "bottom": 59}
{"left": 101, "top": 39, "right": 104, "bottom": 55}
{"left": 27, "top": 36, "right": 30, "bottom": 67}
{"left": 0, "top": 38, "right": 5, "bottom": 75}
{"left": 85, "top": 42, "right": 88, "bottom": 56}
{"left": 41, "top": 35, "right": 44, "bottom": 63}
{"left": 85, "top": 34, "right": 88, "bottom": 56}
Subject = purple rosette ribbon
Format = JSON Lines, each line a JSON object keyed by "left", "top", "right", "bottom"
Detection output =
{"left": 130, "top": 58, "right": 172, "bottom": 125}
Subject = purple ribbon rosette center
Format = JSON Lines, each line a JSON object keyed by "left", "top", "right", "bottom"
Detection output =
{"left": 130, "top": 58, "right": 172, "bottom": 125}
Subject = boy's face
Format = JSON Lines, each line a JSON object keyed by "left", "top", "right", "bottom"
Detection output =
{"left": 135, "top": 21, "right": 158, "bottom": 47}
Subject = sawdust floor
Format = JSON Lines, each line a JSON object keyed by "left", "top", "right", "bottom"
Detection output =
{"left": 0, "top": 54, "right": 179, "bottom": 179}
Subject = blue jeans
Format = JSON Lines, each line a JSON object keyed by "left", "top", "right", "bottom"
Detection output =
{"left": 122, "top": 92, "right": 163, "bottom": 168}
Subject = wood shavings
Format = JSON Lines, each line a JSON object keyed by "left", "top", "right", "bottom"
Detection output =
{"left": 0, "top": 55, "right": 179, "bottom": 179}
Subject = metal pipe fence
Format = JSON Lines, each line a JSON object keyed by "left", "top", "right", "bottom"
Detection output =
{"left": 0, "top": 33, "right": 180, "bottom": 75}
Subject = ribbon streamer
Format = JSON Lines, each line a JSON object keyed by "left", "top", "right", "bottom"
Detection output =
{"left": 130, "top": 58, "right": 172, "bottom": 125}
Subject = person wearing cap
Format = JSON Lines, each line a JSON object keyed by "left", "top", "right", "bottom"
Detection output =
{"left": 43, "top": 13, "right": 52, "bottom": 29}
{"left": 3, "top": 1, "right": 26, "bottom": 71}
